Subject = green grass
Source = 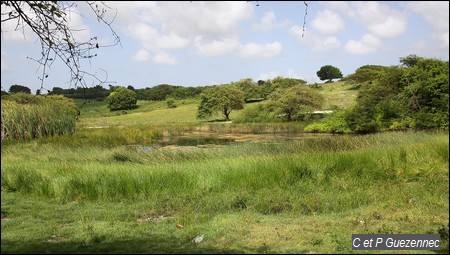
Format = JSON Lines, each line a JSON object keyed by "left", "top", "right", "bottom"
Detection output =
{"left": 74, "top": 81, "right": 357, "bottom": 128}
{"left": 1, "top": 85, "right": 448, "bottom": 254}
{"left": 2, "top": 131, "right": 448, "bottom": 253}
{"left": 317, "top": 81, "right": 359, "bottom": 109}
{"left": 1, "top": 95, "right": 77, "bottom": 141}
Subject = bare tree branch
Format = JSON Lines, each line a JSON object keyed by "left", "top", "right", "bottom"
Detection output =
{"left": 1, "top": 1, "right": 121, "bottom": 92}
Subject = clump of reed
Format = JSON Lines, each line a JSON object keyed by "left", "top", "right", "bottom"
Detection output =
{"left": 1, "top": 93, "right": 78, "bottom": 141}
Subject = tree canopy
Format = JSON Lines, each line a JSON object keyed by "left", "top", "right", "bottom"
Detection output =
{"left": 106, "top": 86, "right": 137, "bottom": 111}
{"left": 271, "top": 85, "right": 324, "bottom": 121}
{"left": 345, "top": 55, "right": 448, "bottom": 133}
{"left": 8, "top": 84, "right": 31, "bottom": 94}
{"left": 197, "top": 85, "right": 245, "bottom": 121}
{"left": 316, "top": 65, "right": 343, "bottom": 83}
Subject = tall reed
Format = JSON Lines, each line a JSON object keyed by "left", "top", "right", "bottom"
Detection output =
{"left": 1, "top": 93, "right": 78, "bottom": 141}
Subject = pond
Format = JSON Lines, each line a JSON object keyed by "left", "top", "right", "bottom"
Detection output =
{"left": 133, "top": 132, "right": 335, "bottom": 152}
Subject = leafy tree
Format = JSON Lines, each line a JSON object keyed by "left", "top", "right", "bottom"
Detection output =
{"left": 345, "top": 55, "right": 448, "bottom": 133}
{"left": 346, "top": 65, "right": 387, "bottom": 84}
{"left": 399, "top": 54, "right": 421, "bottom": 67}
{"left": 106, "top": 86, "right": 137, "bottom": 111}
{"left": 197, "top": 85, "right": 244, "bottom": 121}
{"left": 316, "top": 65, "right": 343, "bottom": 82}
{"left": 272, "top": 85, "right": 324, "bottom": 121}
{"left": 9, "top": 84, "right": 31, "bottom": 94}
{"left": 1, "top": 1, "right": 120, "bottom": 91}
{"left": 231, "top": 78, "right": 261, "bottom": 102}
{"left": 345, "top": 66, "right": 406, "bottom": 133}
{"left": 400, "top": 56, "right": 449, "bottom": 129}
{"left": 259, "top": 76, "right": 307, "bottom": 99}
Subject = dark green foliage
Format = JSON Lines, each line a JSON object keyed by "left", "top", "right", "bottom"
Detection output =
{"left": 197, "top": 85, "right": 244, "bottom": 121}
{"left": 345, "top": 55, "right": 448, "bottom": 133}
{"left": 346, "top": 65, "right": 387, "bottom": 84}
{"left": 106, "top": 86, "right": 137, "bottom": 111}
{"left": 166, "top": 98, "right": 177, "bottom": 108}
{"left": 316, "top": 65, "right": 343, "bottom": 82}
{"left": 259, "top": 76, "right": 307, "bottom": 99}
{"left": 231, "top": 78, "right": 262, "bottom": 102}
{"left": 135, "top": 84, "right": 206, "bottom": 101}
{"left": 8, "top": 84, "right": 31, "bottom": 94}
{"left": 271, "top": 85, "right": 324, "bottom": 121}
{"left": 48, "top": 85, "right": 110, "bottom": 100}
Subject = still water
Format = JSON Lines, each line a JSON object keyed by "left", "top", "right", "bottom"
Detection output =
{"left": 134, "top": 132, "right": 334, "bottom": 152}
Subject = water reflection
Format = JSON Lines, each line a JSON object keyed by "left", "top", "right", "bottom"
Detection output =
{"left": 134, "top": 132, "right": 334, "bottom": 152}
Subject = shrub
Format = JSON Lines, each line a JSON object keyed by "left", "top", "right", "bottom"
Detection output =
{"left": 166, "top": 98, "right": 177, "bottom": 108}
{"left": 106, "top": 86, "right": 137, "bottom": 111}
{"left": 233, "top": 103, "right": 278, "bottom": 123}
{"left": 304, "top": 110, "right": 351, "bottom": 133}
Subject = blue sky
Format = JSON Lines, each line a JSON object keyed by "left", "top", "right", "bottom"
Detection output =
{"left": 1, "top": 1, "right": 449, "bottom": 93}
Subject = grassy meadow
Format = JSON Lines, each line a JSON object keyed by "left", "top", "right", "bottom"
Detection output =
{"left": 1, "top": 87, "right": 449, "bottom": 254}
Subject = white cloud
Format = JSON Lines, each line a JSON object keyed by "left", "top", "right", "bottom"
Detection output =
{"left": 153, "top": 52, "right": 177, "bottom": 65}
{"left": 158, "top": 33, "right": 191, "bottom": 49}
{"left": 238, "top": 42, "right": 283, "bottom": 59}
{"left": 408, "top": 1, "right": 449, "bottom": 48}
{"left": 195, "top": 37, "right": 239, "bottom": 57}
{"left": 253, "top": 11, "right": 277, "bottom": 32}
{"left": 65, "top": 6, "right": 91, "bottom": 43}
{"left": 120, "top": 2, "right": 255, "bottom": 59}
{"left": 290, "top": 26, "right": 341, "bottom": 51}
{"left": 123, "top": 1, "right": 253, "bottom": 39}
{"left": 127, "top": 23, "right": 189, "bottom": 51}
{"left": 132, "top": 49, "right": 151, "bottom": 62}
{"left": 345, "top": 34, "right": 381, "bottom": 54}
{"left": 346, "top": 2, "right": 407, "bottom": 39}
{"left": 312, "top": 10, "right": 345, "bottom": 35}
{"left": 408, "top": 2, "right": 449, "bottom": 32}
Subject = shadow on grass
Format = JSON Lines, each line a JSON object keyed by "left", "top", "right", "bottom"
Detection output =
{"left": 1, "top": 236, "right": 254, "bottom": 254}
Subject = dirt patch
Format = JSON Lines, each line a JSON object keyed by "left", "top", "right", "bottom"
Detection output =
{"left": 137, "top": 212, "right": 174, "bottom": 224}
{"left": 44, "top": 236, "right": 67, "bottom": 243}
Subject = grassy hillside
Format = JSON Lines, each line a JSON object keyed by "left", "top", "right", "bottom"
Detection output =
{"left": 75, "top": 81, "right": 358, "bottom": 128}
{"left": 317, "top": 81, "right": 358, "bottom": 109}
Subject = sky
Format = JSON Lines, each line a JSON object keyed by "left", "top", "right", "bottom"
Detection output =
{"left": 1, "top": 1, "right": 449, "bottom": 93}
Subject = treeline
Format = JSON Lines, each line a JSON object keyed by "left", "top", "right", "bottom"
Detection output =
{"left": 45, "top": 84, "right": 207, "bottom": 101}
{"left": 41, "top": 77, "right": 307, "bottom": 102}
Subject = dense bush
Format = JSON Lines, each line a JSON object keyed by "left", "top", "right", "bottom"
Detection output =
{"left": 304, "top": 110, "right": 351, "bottom": 133}
{"left": 106, "top": 86, "right": 137, "bottom": 111}
{"left": 233, "top": 103, "right": 277, "bottom": 123}
{"left": 166, "top": 97, "right": 177, "bottom": 108}
{"left": 341, "top": 55, "right": 448, "bottom": 133}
